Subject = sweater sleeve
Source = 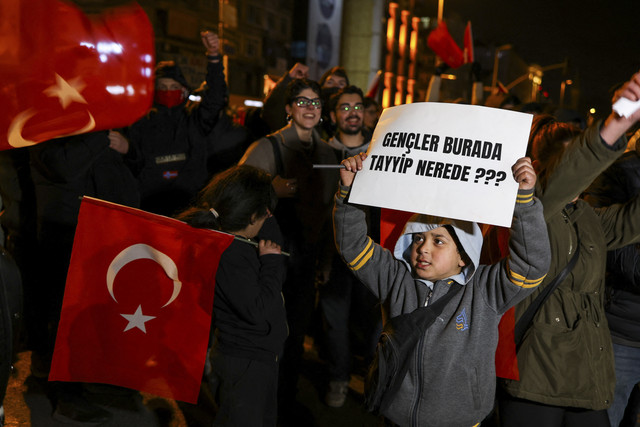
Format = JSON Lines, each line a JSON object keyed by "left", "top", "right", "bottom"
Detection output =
{"left": 478, "top": 188, "right": 551, "bottom": 314}
{"left": 238, "top": 137, "right": 278, "bottom": 176}
{"left": 539, "top": 122, "right": 626, "bottom": 221}
{"left": 333, "top": 184, "right": 408, "bottom": 304}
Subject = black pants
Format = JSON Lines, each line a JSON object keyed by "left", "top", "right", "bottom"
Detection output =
{"left": 498, "top": 393, "right": 611, "bottom": 427}
{"left": 210, "top": 350, "right": 278, "bottom": 427}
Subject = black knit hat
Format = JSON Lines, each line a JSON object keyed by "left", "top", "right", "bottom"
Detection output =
{"left": 155, "top": 60, "right": 189, "bottom": 90}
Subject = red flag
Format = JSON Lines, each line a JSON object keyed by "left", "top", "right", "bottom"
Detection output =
{"left": 49, "top": 197, "right": 234, "bottom": 403}
{"left": 366, "top": 70, "right": 383, "bottom": 99}
{"left": 463, "top": 21, "right": 474, "bottom": 64}
{"left": 427, "top": 21, "right": 464, "bottom": 69}
{"left": 480, "top": 225, "right": 519, "bottom": 380}
{"left": 0, "top": 0, "right": 154, "bottom": 151}
{"left": 380, "top": 208, "right": 414, "bottom": 250}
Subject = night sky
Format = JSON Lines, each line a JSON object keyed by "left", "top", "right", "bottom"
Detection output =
{"left": 437, "top": 0, "right": 640, "bottom": 117}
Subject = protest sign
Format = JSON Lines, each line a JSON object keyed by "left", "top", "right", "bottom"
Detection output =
{"left": 348, "top": 102, "right": 533, "bottom": 227}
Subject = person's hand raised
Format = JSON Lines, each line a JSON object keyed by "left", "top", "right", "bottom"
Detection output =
{"left": 201, "top": 31, "right": 220, "bottom": 57}
{"left": 340, "top": 152, "right": 367, "bottom": 187}
{"left": 511, "top": 157, "right": 536, "bottom": 191}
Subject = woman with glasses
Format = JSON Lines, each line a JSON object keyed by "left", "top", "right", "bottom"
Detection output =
{"left": 239, "top": 78, "right": 339, "bottom": 424}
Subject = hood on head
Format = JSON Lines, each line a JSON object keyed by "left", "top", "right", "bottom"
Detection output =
{"left": 393, "top": 214, "right": 483, "bottom": 286}
{"left": 155, "top": 60, "right": 190, "bottom": 90}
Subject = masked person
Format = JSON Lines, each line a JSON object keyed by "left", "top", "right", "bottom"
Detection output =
{"left": 111, "top": 30, "right": 227, "bottom": 216}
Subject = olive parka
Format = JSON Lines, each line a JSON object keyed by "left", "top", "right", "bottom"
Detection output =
{"left": 501, "top": 122, "right": 640, "bottom": 410}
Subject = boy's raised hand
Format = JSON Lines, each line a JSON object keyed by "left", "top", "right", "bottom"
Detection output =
{"left": 340, "top": 152, "right": 367, "bottom": 187}
{"left": 512, "top": 157, "right": 536, "bottom": 191}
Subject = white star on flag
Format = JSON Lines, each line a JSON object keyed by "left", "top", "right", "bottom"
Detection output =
{"left": 44, "top": 73, "right": 88, "bottom": 109}
{"left": 121, "top": 305, "right": 156, "bottom": 333}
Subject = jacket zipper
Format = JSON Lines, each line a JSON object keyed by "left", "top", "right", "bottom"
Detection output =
{"left": 411, "top": 285, "right": 434, "bottom": 424}
{"left": 410, "top": 333, "right": 426, "bottom": 427}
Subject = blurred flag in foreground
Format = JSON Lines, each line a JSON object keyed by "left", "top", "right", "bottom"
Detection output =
{"left": 49, "top": 197, "right": 234, "bottom": 403}
{"left": 0, "top": 0, "right": 155, "bottom": 151}
{"left": 427, "top": 20, "right": 464, "bottom": 69}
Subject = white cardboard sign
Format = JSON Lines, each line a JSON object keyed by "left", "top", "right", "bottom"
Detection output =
{"left": 349, "top": 102, "right": 533, "bottom": 227}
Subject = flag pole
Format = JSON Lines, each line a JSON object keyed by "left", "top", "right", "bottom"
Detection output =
{"left": 233, "top": 235, "right": 290, "bottom": 257}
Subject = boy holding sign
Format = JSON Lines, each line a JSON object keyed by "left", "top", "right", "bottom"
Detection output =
{"left": 333, "top": 153, "right": 550, "bottom": 426}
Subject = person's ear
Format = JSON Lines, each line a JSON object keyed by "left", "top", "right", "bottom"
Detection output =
{"left": 285, "top": 104, "right": 292, "bottom": 116}
{"left": 249, "top": 212, "right": 259, "bottom": 225}
{"left": 457, "top": 251, "right": 466, "bottom": 267}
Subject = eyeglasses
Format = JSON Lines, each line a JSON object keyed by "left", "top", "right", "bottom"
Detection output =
{"left": 293, "top": 97, "right": 322, "bottom": 109}
{"left": 337, "top": 103, "right": 364, "bottom": 113}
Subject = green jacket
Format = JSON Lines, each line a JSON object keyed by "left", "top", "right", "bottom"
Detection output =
{"left": 501, "top": 123, "right": 640, "bottom": 410}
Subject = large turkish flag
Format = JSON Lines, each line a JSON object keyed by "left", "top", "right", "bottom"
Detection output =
{"left": 0, "top": 0, "right": 154, "bottom": 150}
{"left": 49, "top": 197, "right": 234, "bottom": 403}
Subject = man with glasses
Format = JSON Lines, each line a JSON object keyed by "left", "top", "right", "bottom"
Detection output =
{"left": 319, "top": 85, "right": 382, "bottom": 408}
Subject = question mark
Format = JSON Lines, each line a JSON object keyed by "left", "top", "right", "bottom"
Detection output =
{"left": 484, "top": 169, "right": 496, "bottom": 185}
{"left": 494, "top": 171, "right": 507, "bottom": 186}
{"left": 474, "top": 168, "right": 486, "bottom": 183}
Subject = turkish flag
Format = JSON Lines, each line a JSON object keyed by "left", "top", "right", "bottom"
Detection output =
{"left": 0, "top": 0, "right": 154, "bottom": 151}
{"left": 49, "top": 197, "right": 234, "bottom": 403}
{"left": 463, "top": 21, "right": 474, "bottom": 64}
{"left": 427, "top": 20, "right": 464, "bottom": 69}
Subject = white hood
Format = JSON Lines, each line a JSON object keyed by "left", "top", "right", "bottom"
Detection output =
{"left": 393, "top": 214, "right": 483, "bottom": 287}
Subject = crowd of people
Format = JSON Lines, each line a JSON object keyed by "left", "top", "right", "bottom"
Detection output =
{"left": 1, "top": 26, "right": 640, "bottom": 427}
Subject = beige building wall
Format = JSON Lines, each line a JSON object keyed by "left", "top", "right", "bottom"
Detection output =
{"left": 340, "top": 0, "right": 384, "bottom": 92}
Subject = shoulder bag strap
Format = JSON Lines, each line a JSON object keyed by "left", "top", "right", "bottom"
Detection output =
{"left": 513, "top": 224, "right": 580, "bottom": 350}
{"left": 267, "top": 134, "right": 284, "bottom": 177}
{"left": 380, "top": 282, "right": 463, "bottom": 412}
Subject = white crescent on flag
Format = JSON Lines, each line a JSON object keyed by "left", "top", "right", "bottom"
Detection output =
{"left": 106, "top": 243, "right": 182, "bottom": 308}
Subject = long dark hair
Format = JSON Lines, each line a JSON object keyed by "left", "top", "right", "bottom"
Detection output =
{"left": 175, "top": 165, "right": 277, "bottom": 232}
{"left": 528, "top": 114, "right": 582, "bottom": 191}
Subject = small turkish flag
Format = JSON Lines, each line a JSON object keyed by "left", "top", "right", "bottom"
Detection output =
{"left": 427, "top": 20, "right": 464, "bottom": 69}
{"left": 49, "top": 197, "right": 234, "bottom": 403}
{"left": 0, "top": 0, "right": 154, "bottom": 150}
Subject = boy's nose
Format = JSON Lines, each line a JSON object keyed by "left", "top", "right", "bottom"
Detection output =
{"left": 417, "top": 242, "right": 430, "bottom": 253}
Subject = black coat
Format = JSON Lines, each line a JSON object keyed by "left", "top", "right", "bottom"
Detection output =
{"left": 125, "top": 61, "right": 226, "bottom": 216}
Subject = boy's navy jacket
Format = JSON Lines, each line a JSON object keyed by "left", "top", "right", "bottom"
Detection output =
{"left": 333, "top": 185, "right": 550, "bottom": 427}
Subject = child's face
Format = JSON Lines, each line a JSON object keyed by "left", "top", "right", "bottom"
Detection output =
{"left": 409, "top": 226, "right": 465, "bottom": 282}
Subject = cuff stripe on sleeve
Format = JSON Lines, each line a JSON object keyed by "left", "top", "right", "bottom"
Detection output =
{"left": 348, "top": 237, "right": 374, "bottom": 271}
